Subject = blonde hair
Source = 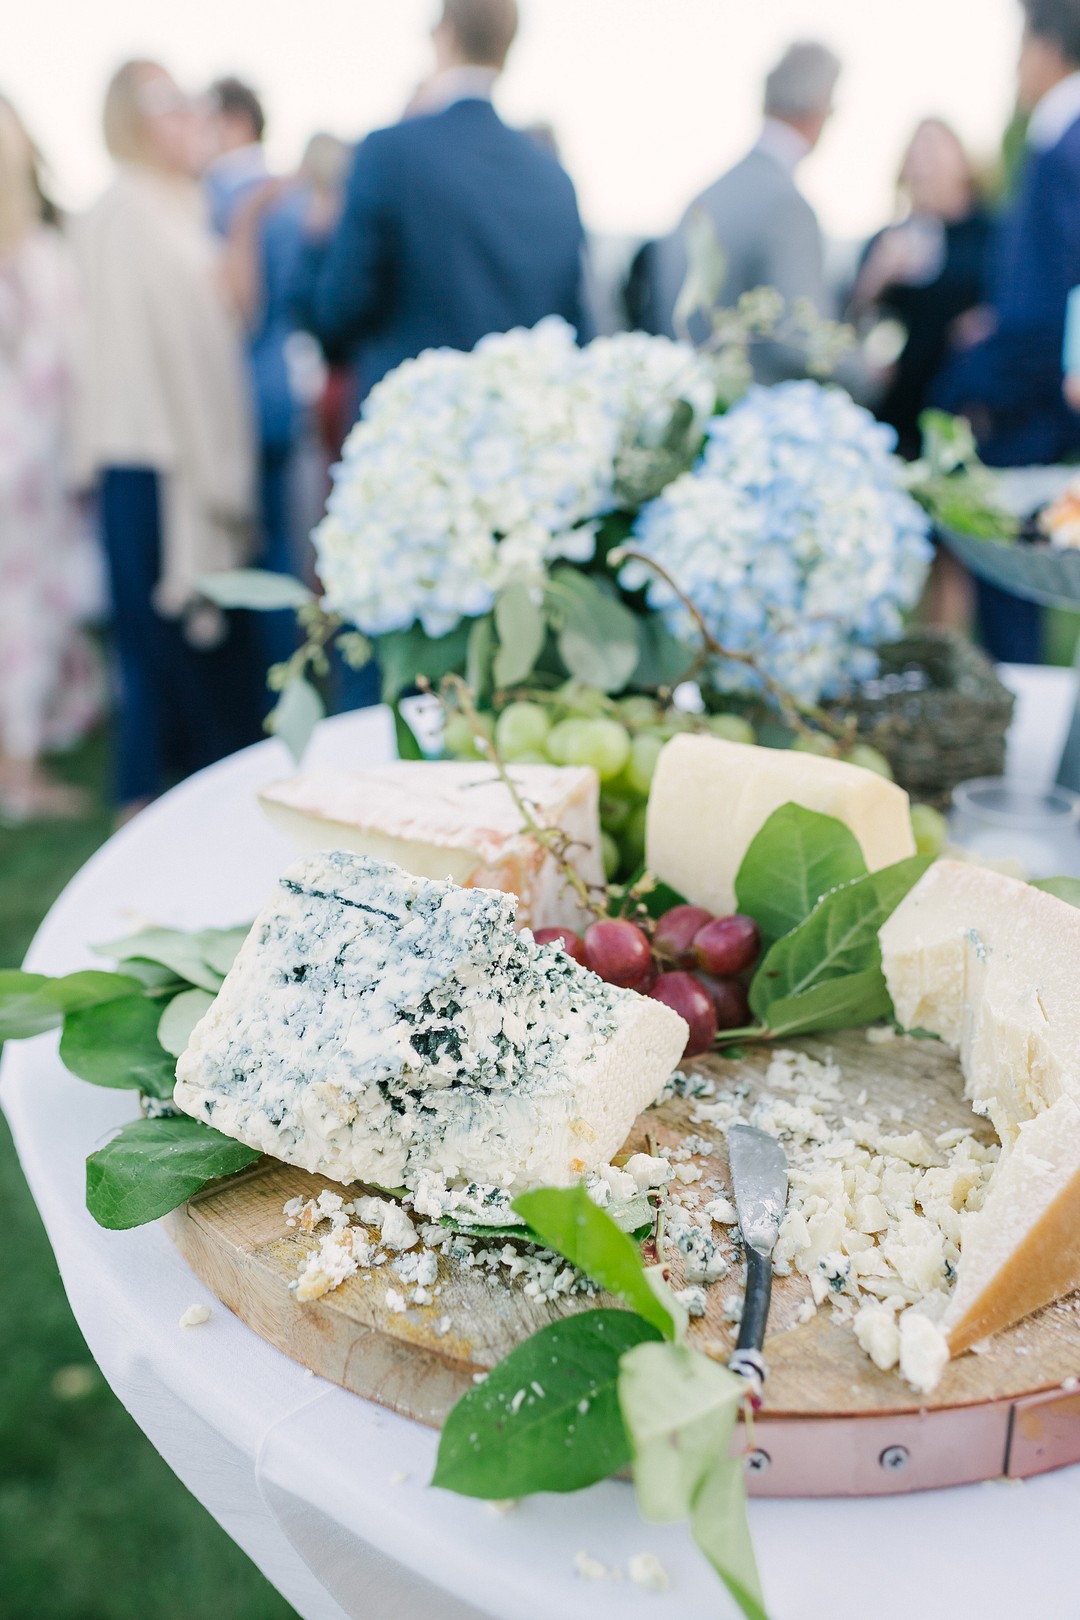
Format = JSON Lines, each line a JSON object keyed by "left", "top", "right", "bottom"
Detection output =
{"left": 0, "top": 94, "right": 49, "bottom": 255}
{"left": 103, "top": 59, "right": 161, "bottom": 164}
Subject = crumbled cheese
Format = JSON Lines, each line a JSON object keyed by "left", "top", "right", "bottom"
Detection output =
{"left": 703, "top": 1195, "right": 737, "bottom": 1226}
{"left": 179, "top": 1304, "right": 211, "bottom": 1328}
{"left": 574, "top": 1551, "right": 619, "bottom": 1582}
{"left": 385, "top": 1288, "right": 407, "bottom": 1314}
{"left": 674, "top": 1285, "right": 708, "bottom": 1318}
{"left": 628, "top": 1552, "right": 671, "bottom": 1592}
{"left": 898, "top": 1311, "right": 950, "bottom": 1394}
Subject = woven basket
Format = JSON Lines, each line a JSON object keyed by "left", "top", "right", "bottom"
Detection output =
{"left": 831, "top": 630, "right": 1015, "bottom": 810}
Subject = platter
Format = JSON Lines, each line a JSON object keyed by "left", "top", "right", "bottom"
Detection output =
{"left": 166, "top": 1028, "right": 1080, "bottom": 1499}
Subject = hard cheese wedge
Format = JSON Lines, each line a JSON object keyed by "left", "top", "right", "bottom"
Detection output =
{"left": 174, "top": 852, "right": 687, "bottom": 1195}
{"left": 646, "top": 734, "right": 915, "bottom": 916}
{"left": 880, "top": 860, "right": 1080, "bottom": 1352}
{"left": 259, "top": 761, "right": 604, "bottom": 933}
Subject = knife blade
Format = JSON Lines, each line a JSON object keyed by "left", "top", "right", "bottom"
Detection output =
{"left": 726, "top": 1124, "right": 789, "bottom": 1405}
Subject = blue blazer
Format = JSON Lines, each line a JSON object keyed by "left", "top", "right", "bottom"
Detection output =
{"left": 934, "top": 116, "right": 1080, "bottom": 466}
{"left": 292, "top": 99, "right": 590, "bottom": 394}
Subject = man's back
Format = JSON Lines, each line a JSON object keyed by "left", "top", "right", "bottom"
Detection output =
{"left": 295, "top": 99, "right": 588, "bottom": 393}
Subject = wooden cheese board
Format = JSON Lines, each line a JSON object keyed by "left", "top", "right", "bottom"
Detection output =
{"left": 165, "top": 1030, "right": 1080, "bottom": 1497}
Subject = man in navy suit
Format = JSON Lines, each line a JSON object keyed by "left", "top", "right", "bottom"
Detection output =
{"left": 935, "top": 0, "right": 1080, "bottom": 659}
{"left": 292, "top": 0, "right": 590, "bottom": 397}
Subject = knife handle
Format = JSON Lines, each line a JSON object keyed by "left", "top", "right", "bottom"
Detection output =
{"left": 728, "top": 1245, "right": 772, "bottom": 1407}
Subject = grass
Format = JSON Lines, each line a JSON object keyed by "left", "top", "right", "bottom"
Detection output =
{"left": 0, "top": 731, "right": 296, "bottom": 1620}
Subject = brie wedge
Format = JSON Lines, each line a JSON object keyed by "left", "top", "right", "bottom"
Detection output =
{"left": 174, "top": 852, "right": 687, "bottom": 1196}
{"left": 259, "top": 761, "right": 604, "bottom": 933}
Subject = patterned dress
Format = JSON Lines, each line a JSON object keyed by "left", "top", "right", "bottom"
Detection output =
{"left": 0, "top": 225, "right": 102, "bottom": 761}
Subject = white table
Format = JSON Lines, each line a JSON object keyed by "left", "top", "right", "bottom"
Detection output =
{"left": 4, "top": 675, "right": 1080, "bottom": 1620}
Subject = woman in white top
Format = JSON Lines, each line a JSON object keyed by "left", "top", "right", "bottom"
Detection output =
{"left": 72, "top": 60, "right": 264, "bottom": 816}
{"left": 0, "top": 95, "right": 103, "bottom": 821}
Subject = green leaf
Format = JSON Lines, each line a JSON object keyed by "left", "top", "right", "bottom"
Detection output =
{"left": 548, "top": 570, "right": 640, "bottom": 693}
{"left": 692, "top": 1459, "right": 769, "bottom": 1620}
{"left": 392, "top": 701, "right": 425, "bottom": 761}
{"left": 157, "top": 989, "right": 215, "bottom": 1058}
{"left": 1032, "top": 876, "right": 1080, "bottom": 908}
{"left": 85, "top": 1116, "right": 261, "bottom": 1229}
{"left": 197, "top": 568, "right": 314, "bottom": 611}
{"left": 632, "top": 616, "right": 697, "bottom": 691}
{"left": 378, "top": 621, "right": 471, "bottom": 703}
{"left": 512, "top": 1185, "right": 684, "bottom": 1342}
{"left": 673, "top": 208, "right": 728, "bottom": 334}
{"left": 762, "top": 966, "right": 893, "bottom": 1038}
{"left": 735, "top": 805, "right": 868, "bottom": 947}
{"left": 465, "top": 614, "right": 496, "bottom": 704}
{"left": 749, "top": 856, "right": 931, "bottom": 1024}
{"left": 94, "top": 928, "right": 226, "bottom": 993}
{"left": 618, "top": 872, "right": 692, "bottom": 921}
{"left": 432, "top": 1309, "right": 660, "bottom": 1498}
{"left": 60, "top": 995, "right": 177, "bottom": 1098}
{"left": 196, "top": 927, "right": 249, "bottom": 977}
{"left": 493, "top": 582, "right": 546, "bottom": 688}
{"left": 118, "top": 959, "right": 187, "bottom": 990}
{"left": 267, "top": 676, "right": 325, "bottom": 765}
{"left": 618, "top": 1340, "right": 745, "bottom": 1521}
{"left": 0, "top": 970, "right": 143, "bottom": 1041}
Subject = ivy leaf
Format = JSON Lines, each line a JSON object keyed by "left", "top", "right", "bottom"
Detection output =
{"left": 691, "top": 1459, "right": 769, "bottom": 1620}
{"left": 512, "top": 1185, "right": 684, "bottom": 1342}
{"left": 378, "top": 621, "right": 471, "bottom": 703}
{"left": 735, "top": 805, "right": 868, "bottom": 947}
{"left": 1032, "top": 876, "right": 1080, "bottom": 908}
{"left": 432, "top": 1309, "right": 660, "bottom": 1498}
{"left": 548, "top": 570, "right": 640, "bottom": 693}
{"left": 762, "top": 966, "right": 893, "bottom": 1038}
{"left": 94, "top": 928, "right": 226, "bottom": 993}
{"left": 493, "top": 582, "right": 546, "bottom": 688}
{"left": 749, "top": 856, "right": 931, "bottom": 1024}
{"left": 267, "top": 676, "right": 325, "bottom": 765}
{"left": 60, "top": 995, "right": 177, "bottom": 1098}
{"left": 157, "top": 989, "right": 215, "bottom": 1058}
{"left": 197, "top": 568, "right": 314, "bottom": 611}
{"left": 0, "top": 970, "right": 144, "bottom": 1041}
{"left": 85, "top": 1116, "right": 261, "bottom": 1229}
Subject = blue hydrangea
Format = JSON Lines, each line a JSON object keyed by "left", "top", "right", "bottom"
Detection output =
{"left": 622, "top": 382, "right": 933, "bottom": 703}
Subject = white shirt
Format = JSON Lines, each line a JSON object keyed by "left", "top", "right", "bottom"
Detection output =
{"left": 1027, "top": 70, "right": 1080, "bottom": 151}
{"left": 414, "top": 66, "right": 499, "bottom": 116}
{"left": 754, "top": 117, "right": 811, "bottom": 175}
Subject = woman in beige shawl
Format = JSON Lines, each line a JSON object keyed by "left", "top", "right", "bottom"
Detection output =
{"left": 72, "top": 60, "right": 264, "bottom": 816}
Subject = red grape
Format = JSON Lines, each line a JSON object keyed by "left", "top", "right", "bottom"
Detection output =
{"left": 695, "top": 973, "right": 751, "bottom": 1031}
{"left": 630, "top": 958, "right": 659, "bottom": 995}
{"left": 654, "top": 904, "right": 714, "bottom": 965}
{"left": 582, "top": 919, "right": 653, "bottom": 988}
{"left": 648, "top": 970, "right": 718, "bottom": 1059}
{"left": 533, "top": 927, "right": 588, "bottom": 966}
{"left": 692, "top": 915, "right": 761, "bottom": 977}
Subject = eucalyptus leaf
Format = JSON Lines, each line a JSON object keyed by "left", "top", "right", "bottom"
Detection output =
{"left": 749, "top": 856, "right": 931, "bottom": 1024}
{"left": 378, "top": 621, "right": 471, "bottom": 703}
{"left": 157, "top": 989, "right": 216, "bottom": 1058}
{"left": 617, "top": 1340, "right": 744, "bottom": 1521}
{"left": 94, "top": 928, "right": 226, "bottom": 993}
{"left": 762, "top": 966, "right": 893, "bottom": 1038}
{"left": 632, "top": 616, "right": 697, "bottom": 691}
{"left": 60, "top": 995, "right": 177, "bottom": 1098}
{"left": 0, "top": 970, "right": 144, "bottom": 1041}
{"left": 512, "top": 1185, "right": 684, "bottom": 1342}
{"left": 465, "top": 614, "right": 496, "bottom": 703}
{"left": 493, "top": 582, "right": 546, "bottom": 688}
{"left": 197, "top": 568, "right": 314, "bottom": 611}
{"left": 1032, "top": 876, "right": 1080, "bottom": 908}
{"left": 267, "top": 676, "right": 325, "bottom": 765}
{"left": 691, "top": 1459, "right": 769, "bottom": 1620}
{"left": 85, "top": 1116, "right": 261, "bottom": 1229}
{"left": 432, "top": 1309, "right": 659, "bottom": 1498}
{"left": 548, "top": 570, "right": 640, "bottom": 693}
{"left": 392, "top": 701, "right": 425, "bottom": 761}
{"left": 735, "top": 805, "right": 868, "bottom": 947}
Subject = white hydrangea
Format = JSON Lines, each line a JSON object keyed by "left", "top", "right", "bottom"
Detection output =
{"left": 622, "top": 382, "right": 933, "bottom": 703}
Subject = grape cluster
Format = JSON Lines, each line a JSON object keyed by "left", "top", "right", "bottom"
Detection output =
{"left": 535, "top": 903, "right": 761, "bottom": 1062}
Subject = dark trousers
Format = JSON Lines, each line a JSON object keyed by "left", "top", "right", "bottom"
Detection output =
{"left": 254, "top": 444, "right": 302, "bottom": 675}
{"left": 974, "top": 579, "right": 1042, "bottom": 665}
{"left": 100, "top": 468, "right": 266, "bottom": 805}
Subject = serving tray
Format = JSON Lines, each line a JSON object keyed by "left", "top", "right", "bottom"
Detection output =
{"left": 165, "top": 1030, "right": 1080, "bottom": 1497}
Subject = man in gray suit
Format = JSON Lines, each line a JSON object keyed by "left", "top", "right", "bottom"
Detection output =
{"left": 648, "top": 41, "right": 842, "bottom": 381}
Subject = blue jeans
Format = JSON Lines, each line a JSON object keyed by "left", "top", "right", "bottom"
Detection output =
{"left": 974, "top": 579, "right": 1042, "bottom": 665}
{"left": 100, "top": 468, "right": 266, "bottom": 805}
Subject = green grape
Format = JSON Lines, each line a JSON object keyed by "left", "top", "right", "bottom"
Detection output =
{"left": 554, "top": 680, "right": 610, "bottom": 718}
{"left": 509, "top": 750, "right": 551, "bottom": 765}
{"left": 546, "top": 717, "right": 596, "bottom": 766}
{"left": 600, "top": 831, "right": 621, "bottom": 880}
{"left": 910, "top": 802, "right": 948, "bottom": 858}
{"left": 445, "top": 713, "right": 494, "bottom": 760}
{"left": 495, "top": 701, "right": 551, "bottom": 760}
{"left": 847, "top": 743, "right": 895, "bottom": 781}
{"left": 619, "top": 695, "right": 661, "bottom": 730}
{"left": 548, "top": 717, "right": 631, "bottom": 781}
{"left": 792, "top": 732, "right": 835, "bottom": 758}
{"left": 625, "top": 733, "right": 665, "bottom": 795}
{"left": 706, "top": 713, "right": 756, "bottom": 745}
{"left": 599, "top": 793, "right": 636, "bottom": 834}
{"left": 619, "top": 803, "right": 649, "bottom": 874}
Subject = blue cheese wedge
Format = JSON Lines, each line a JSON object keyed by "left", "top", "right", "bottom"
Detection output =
{"left": 174, "top": 853, "right": 686, "bottom": 1194}
{"left": 259, "top": 761, "right": 604, "bottom": 933}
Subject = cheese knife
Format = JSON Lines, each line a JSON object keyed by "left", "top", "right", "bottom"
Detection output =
{"left": 726, "top": 1124, "right": 789, "bottom": 1408}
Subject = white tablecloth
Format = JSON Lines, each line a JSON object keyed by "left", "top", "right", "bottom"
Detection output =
{"left": 4, "top": 676, "right": 1080, "bottom": 1620}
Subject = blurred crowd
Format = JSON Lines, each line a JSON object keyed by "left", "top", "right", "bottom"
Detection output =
{"left": 4, "top": 0, "right": 1080, "bottom": 824}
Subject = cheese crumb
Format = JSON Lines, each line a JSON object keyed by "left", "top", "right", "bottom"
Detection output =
{"left": 898, "top": 1311, "right": 950, "bottom": 1394}
{"left": 629, "top": 1552, "right": 671, "bottom": 1592}
{"left": 574, "top": 1551, "right": 619, "bottom": 1581}
{"left": 385, "top": 1288, "right": 407, "bottom": 1314}
{"left": 853, "top": 1302, "right": 901, "bottom": 1371}
{"left": 179, "top": 1304, "right": 211, "bottom": 1328}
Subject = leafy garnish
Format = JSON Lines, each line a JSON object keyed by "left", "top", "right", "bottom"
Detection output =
{"left": 93, "top": 928, "right": 226, "bottom": 993}
{"left": 512, "top": 1185, "right": 684, "bottom": 1342}
{"left": 761, "top": 966, "right": 893, "bottom": 1038}
{"left": 735, "top": 803, "right": 868, "bottom": 946}
{"left": 432, "top": 1310, "right": 661, "bottom": 1498}
{"left": 85, "top": 1116, "right": 261, "bottom": 1229}
{"left": 0, "top": 969, "right": 144, "bottom": 1041}
{"left": 156, "top": 988, "right": 215, "bottom": 1058}
{"left": 60, "top": 995, "right": 178, "bottom": 1098}
{"left": 691, "top": 1458, "right": 770, "bottom": 1620}
{"left": 1032, "top": 876, "right": 1080, "bottom": 908}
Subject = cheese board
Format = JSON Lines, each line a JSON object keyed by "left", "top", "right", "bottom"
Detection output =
{"left": 165, "top": 1028, "right": 1080, "bottom": 1499}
